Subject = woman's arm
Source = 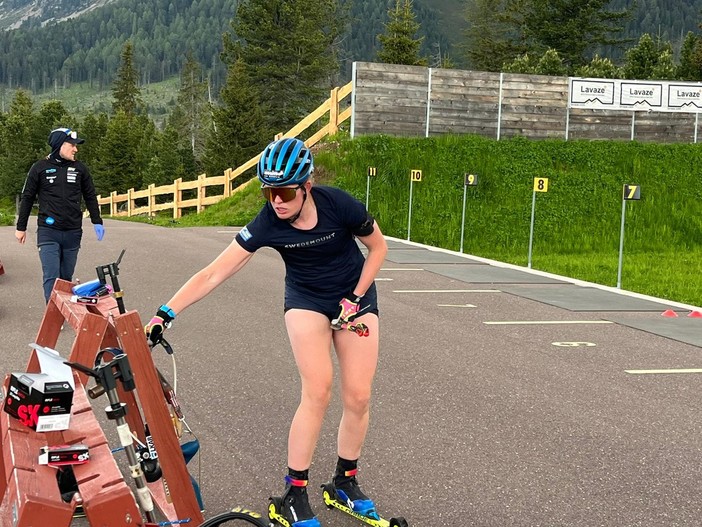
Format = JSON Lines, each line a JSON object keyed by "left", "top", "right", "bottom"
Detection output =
{"left": 353, "top": 222, "right": 388, "bottom": 297}
{"left": 166, "top": 239, "right": 254, "bottom": 315}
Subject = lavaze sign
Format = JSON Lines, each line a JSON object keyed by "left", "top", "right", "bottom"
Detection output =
{"left": 569, "top": 78, "right": 702, "bottom": 112}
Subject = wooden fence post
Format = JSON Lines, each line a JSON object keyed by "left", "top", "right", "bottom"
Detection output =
{"left": 127, "top": 188, "right": 133, "bottom": 217}
{"left": 110, "top": 191, "right": 117, "bottom": 217}
{"left": 173, "top": 178, "right": 182, "bottom": 219}
{"left": 224, "top": 169, "right": 232, "bottom": 198}
{"left": 329, "top": 87, "right": 340, "bottom": 135}
{"left": 148, "top": 184, "right": 155, "bottom": 217}
{"left": 197, "top": 174, "right": 206, "bottom": 213}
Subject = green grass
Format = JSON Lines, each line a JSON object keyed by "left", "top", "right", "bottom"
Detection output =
{"left": 97, "top": 133, "right": 702, "bottom": 309}
{"left": 119, "top": 177, "right": 265, "bottom": 227}
{"left": 517, "top": 250, "right": 702, "bottom": 308}
{"left": 0, "top": 197, "right": 15, "bottom": 227}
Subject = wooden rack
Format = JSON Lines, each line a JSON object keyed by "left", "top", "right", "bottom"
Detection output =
{"left": 0, "top": 279, "right": 204, "bottom": 526}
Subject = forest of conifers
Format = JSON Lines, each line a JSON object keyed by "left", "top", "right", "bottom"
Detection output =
{"left": 3, "top": 0, "right": 702, "bottom": 210}
{"left": 0, "top": 0, "right": 449, "bottom": 91}
{"left": 1, "top": 0, "right": 702, "bottom": 94}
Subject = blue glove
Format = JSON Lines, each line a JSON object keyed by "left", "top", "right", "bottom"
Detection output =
{"left": 94, "top": 224, "right": 105, "bottom": 241}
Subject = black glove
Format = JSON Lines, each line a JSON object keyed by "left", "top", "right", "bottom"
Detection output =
{"left": 145, "top": 305, "right": 175, "bottom": 345}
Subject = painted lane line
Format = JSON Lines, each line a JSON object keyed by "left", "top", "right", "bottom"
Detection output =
{"left": 483, "top": 320, "right": 613, "bottom": 325}
{"left": 375, "top": 278, "right": 394, "bottom": 281}
{"left": 438, "top": 304, "right": 476, "bottom": 308}
{"left": 394, "top": 289, "right": 501, "bottom": 293}
{"left": 381, "top": 268, "right": 425, "bottom": 271}
{"left": 625, "top": 369, "right": 702, "bottom": 375}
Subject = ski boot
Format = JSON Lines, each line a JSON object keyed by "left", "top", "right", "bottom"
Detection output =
{"left": 269, "top": 479, "right": 322, "bottom": 527}
{"left": 321, "top": 477, "right": 408, "bottom": 527}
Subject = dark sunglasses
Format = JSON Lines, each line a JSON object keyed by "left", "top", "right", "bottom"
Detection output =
{"left": 261, "top": 185, "right": 302, "bottom": 203}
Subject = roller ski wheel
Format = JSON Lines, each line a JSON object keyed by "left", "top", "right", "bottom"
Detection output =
{"left": 268, "top": 496, "right": 322, "bottom": 527}
{"left": 199, "top": 507, "right": 268, "bottom": 526}
{"left": 320, "top": 482, "right": 408, "bottom": 527}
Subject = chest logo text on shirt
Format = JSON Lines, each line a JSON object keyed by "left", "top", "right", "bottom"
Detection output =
{"left": 284, "top": 232, "right": 335, "bottom": 249}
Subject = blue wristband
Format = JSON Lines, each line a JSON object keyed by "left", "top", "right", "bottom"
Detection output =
{"left": 159, "top": 304, "right": 176, "bottom": 320}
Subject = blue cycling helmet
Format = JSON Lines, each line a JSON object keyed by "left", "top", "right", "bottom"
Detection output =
{"left": 257, "top": 138, "right": 313, "bottom": 187}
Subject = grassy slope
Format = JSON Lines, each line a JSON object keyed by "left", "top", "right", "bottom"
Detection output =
{"left": 5, "top": 76, "right": 180, "bottom": 125}
{"left": 129, "top": 134, "right": 702, "bottom": 308}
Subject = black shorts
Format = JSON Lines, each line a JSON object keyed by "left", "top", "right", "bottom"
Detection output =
{"left": 284, "top": 283, "right": 378, "bottom": 322}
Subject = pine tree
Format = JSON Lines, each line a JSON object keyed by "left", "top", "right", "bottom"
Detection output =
{"left": 173, "top": 51, "right": 210, "bottom": 161}
{"left": 503, "top": 53, "right": 538, "bottom": 74}
{"left": 203, "top": 58, "right": 270, "bottom": 178}
{"left": 651, "top": 48, "right": 676, "bottom": 80}
{"left": 112, "top": 41, "right": 144, "bottom": 116}
{"left": 677, "top": 32, "right": 702, "bottom": 81}
{"left": 229, "top": 0, "right": 347, "bottom": 136}
{"left": 92, "top": 111, "right": 150, "bottom": 194}
{"left": 522, "top": 0, "right": 631, "bottom": 68}
{"left": 574, "top": 55, "right": 621, "bottom": 78}
{"left": 0, "top": 91, "right": 41, "bottom": 198}
{"left": 464, "top": 0, "right": 631, "bottom": 72}
{"left": 463, "top": 0, "right": 523, "bottom": 71}
{"left": 77, "top": 112, "right": 109, "bottom": 171}
{"left": 377, "top": 0, "right": 428, "bottom": 66}
{"left": 622, "top": 33, "right": 668, "bottom": 80}
{"left": 535, "top": 49, "right": 567, "bottom": 76}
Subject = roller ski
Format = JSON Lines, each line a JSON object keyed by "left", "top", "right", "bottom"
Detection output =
{"left": 269, "top": 477, "right": 322, "bottom": 527}
{"left": 321, "top": 479, "right": 408, "bottom": 527}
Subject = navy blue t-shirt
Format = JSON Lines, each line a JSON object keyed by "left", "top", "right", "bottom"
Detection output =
{"left": 236, "top": 186, "right": 369, "bottom": 299}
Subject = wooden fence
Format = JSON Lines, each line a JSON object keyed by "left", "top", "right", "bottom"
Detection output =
{"left": 100, "top": 61, "right": 702, "bottom": 218}
{"left": 97, "top": 81, "right": 352, "bottom": 218}
{"left": 351, "top": 61, "right": 702, "bottom": 143}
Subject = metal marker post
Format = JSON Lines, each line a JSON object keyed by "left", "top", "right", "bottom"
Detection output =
{"left": 617, "top": 184, "right": 641, "bottom": 289}
{"left": 365, "top": 167, "right": 376, "bottom": 209}
{"left": 407, "top": 169, "right": 422, "bottom": 241}
{"left": 460, "top": 173, "right": 478, "bottom": 253}
{"left": 528, "top": 177, "right": 549, "bottom": 269}
{"left": 460, "top": 185, "right": 467, "bottom": 253}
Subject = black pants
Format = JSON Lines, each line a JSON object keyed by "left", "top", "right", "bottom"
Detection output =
{"left": 37, "top": 227, "right": 82, "bottom": 303}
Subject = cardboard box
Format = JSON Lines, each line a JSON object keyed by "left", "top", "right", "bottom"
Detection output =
{"left": 38, "top": 444, "right": 90, "bottom": 466}
{"left": 3, "top": 344, "right": 75, "bottom": 432}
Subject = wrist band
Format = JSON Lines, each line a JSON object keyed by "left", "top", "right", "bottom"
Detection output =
{"left": 159, "top": 304, "right": 176, "bottom": 320}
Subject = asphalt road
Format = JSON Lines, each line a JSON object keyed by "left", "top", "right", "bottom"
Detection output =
{"left": 2, "top": 219, "right": 702, "bottom": 527}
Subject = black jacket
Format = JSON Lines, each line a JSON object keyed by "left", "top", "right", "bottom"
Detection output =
{"left": 16, "top": 155, "right": 102, "bottom": 232}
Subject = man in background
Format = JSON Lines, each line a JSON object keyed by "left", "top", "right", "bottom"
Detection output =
{"left": 15, "top": 127, "right": 104, "bottom": 302}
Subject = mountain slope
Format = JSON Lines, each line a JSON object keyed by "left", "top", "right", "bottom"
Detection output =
{"left": 0, "top": 0, "right": 117, "bottom": 30}
{"left": 0, "top": 0, "right": 237, "bottom": 90}
{"left": 2, "top": 0, "right": 702, "bottom": 97}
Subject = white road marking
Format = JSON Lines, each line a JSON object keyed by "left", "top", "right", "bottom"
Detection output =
{"left": 438, "top": 304, "right": 476, "bottom": 308}
{"left": 375, "top": 278, "right": 394, "bottom": 281}
{"left": 381, "top": 268, "right": 425, "bottom": 271}
{"left": 394, "top": 289, "right": 501, "bottom": 293}
{"left": 625, "top": 369, "right": 702, "bottom": 375}
{"left": 484, "top": 320, "right": 613, "bottom": 325}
